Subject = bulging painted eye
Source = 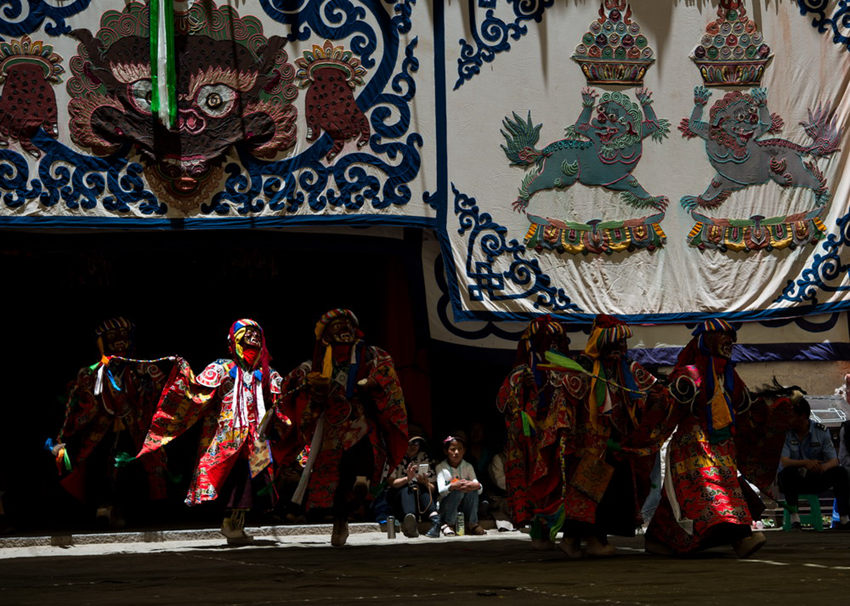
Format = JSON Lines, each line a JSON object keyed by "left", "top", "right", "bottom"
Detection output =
{"left": 129, "top": 79, "right": 153, "bottom": 114}
{"left": 196, "top": 84, "right": 236, "bottom": 118}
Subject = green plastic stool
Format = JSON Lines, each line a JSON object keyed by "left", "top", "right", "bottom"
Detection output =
{"left": 782, "top": 494, "right": 823, "bottom": 531}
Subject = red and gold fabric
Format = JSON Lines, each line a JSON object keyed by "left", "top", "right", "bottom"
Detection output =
{"left": 497, "top": 363, "right": 585, "bottom": 530}
{"left": 137, "top": 357, "right": 291, "bottom": 506}
{"left": 57, "top": 357, "right": 173, "bottom": 501}
{"left": 645, "top": 327, "right": 766, "bottom": 554}
{"left": 646, "top": 419, "right": 751, "bottom": 553}
{"left": 561, "top": 359, "right": 675, "bottom": 533}
{"left": 279, "top": 344, "right": 408, "bottom": 510}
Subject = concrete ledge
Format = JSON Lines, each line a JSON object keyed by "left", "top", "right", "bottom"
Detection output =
{"left": 0, "top": 522, "right": 382, "bottom": 549}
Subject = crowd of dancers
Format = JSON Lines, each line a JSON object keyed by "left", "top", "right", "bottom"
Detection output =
{"left": 49, "top": 310, "right": 840, "bottom": 556}
{"left": 497, "top": 315, "right": 809, "bottom": 558}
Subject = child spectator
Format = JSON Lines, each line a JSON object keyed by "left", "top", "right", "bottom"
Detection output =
{"left": 430, "top": 432, "right": 486, "bottom": 537}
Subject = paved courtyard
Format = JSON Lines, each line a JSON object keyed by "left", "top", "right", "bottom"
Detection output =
{"left": 1, "top": 525, "right": 848, "bottom": 605}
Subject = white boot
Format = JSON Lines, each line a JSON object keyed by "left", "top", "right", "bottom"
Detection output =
{"left": 221, "top": 509, "right": 253, "bottom": 546}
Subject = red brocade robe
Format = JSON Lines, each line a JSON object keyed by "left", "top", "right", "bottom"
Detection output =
{"left": 645, "top": 353, "right": 779, "bottom": 554}
{"left": 279, "top": 344, "right": 408, "bottom": 511}
{"left": 561, "top": 360, "right": 676, "bottom": 537}
{"left": 498, "top": 359, "right": 674, "bottom": 538}
{"left": 57, "top": 357, "right": 173, "bottom": 501}
{"left": 137, "top": 358, "right": 291, "bottom": 506}
{"left": 496, "top": 364, "right": 585, "bottom": 529}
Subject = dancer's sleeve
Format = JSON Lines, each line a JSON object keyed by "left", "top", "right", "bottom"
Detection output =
{"left": 735, "top": 376, "right": 794, "bottom": 493}
{"left": 367, "top": 347, "right": 409, "bottom": 470}
{"left": 136, "top": 357, "right": 217, "bottom": 458}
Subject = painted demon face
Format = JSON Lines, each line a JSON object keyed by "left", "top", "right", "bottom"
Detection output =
{"left": 715, "top": 98, "right": 759, "bottom": 146}
{"left": 67, "top": 3, "right": 297, "bottom": 209}
{"left": 539, "top": 328, "right": 570, "bottom": 357}
{"left": 236, "top": 326, "right": 262, "bottom": 368}
{"left": 592, "top": 100, "right": 637, "bottom": 144}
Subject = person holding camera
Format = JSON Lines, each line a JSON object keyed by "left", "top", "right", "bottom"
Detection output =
{"left": 388, "top": 436, "right": 439, "bottom": 538}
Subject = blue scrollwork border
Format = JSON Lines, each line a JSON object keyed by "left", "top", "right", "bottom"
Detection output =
{"left": 1, "top": 131, "right": 165, "bottom": 215}
{"left": 0, "top": 0, "right": 90, "bottom": 38}
{"left": 797, "top": 0, "right": 850, "bottom": 53}
{"left": 778, "top": 212, "right": 850, "bottom": 304}
{"left": 454, "top": 0, "right": 553, "bottom": 90}
{"left": 433, "top": 252, "right": 527, "bottom": 341}
{"left": 452, "top": 183, "right": 580, "bottom": 313}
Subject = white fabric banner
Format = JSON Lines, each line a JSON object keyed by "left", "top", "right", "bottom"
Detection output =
{"left": 442, "top": 1, "right": 850, "bottom": 322}
{"left": 3, "top": 1, "right": 850, "bottom": 327}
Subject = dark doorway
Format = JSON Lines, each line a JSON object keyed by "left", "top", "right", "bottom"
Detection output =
{"left": 0, "top": 226, "right": 432, "bottom": 534}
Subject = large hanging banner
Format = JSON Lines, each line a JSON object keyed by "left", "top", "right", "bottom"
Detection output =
{"left": 441, "top": 0, "right": 850, "bottom": 323}
{"left": 423, "top": 229, "right": 850, "bottom": 362}
{"left": 2, "top": 1, "right": 850, "bottom": 327}
{"left": 0, "top": 0, "right": 435, "bottom": 227}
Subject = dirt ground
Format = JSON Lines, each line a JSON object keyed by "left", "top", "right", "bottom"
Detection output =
{"left": 1, "top": 528, "right": 848, "bottom": 605}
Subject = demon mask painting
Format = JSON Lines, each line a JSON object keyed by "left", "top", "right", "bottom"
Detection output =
{"left": 67, "top": 1, "right": 298, "bottom": 211}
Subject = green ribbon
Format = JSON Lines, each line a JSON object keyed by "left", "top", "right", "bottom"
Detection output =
{"left": 521, "top": 411, "right": 535, "bottom": 437}
{"left": 543, "top": 350, "right": 647, "bottom": 396}
{"left": 114, "top": 451, "right": 137, "bottom": 468}
{"left": 150, "top": 0, "right": 177, "bottom": 129}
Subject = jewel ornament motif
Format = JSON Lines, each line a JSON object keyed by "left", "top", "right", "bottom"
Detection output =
{"left": 0, "top": 35, "right": 63, "bottom": 157}
{"left": 571, "top": 0, "right": 654, "bottom": 86}
{"left": 691, "top": 0, "right": 773, "bottom": 87}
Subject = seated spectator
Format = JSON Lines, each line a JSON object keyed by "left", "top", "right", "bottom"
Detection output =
{"left": 839, "top": 374, "right": 850, "bottom": 474}
{"left": 488, "top": 450, "right": 506, "bottom": 496}
{"left": 466, "top": 421, "right": 495, "bottom": 485}
{"left": 467, "top": 421, "right": 500, "bottom": 521}
{"left": 387, "top": 436, "right": 439, "bottom": 538}
{"left": 486, "top": 450, "right": 513, "bottom": 527}
{"left": 431, "top": 432, "right": 486, "bottom": 537}
{"left": 778, "top": 397, "right": 850, "bottom": 530}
